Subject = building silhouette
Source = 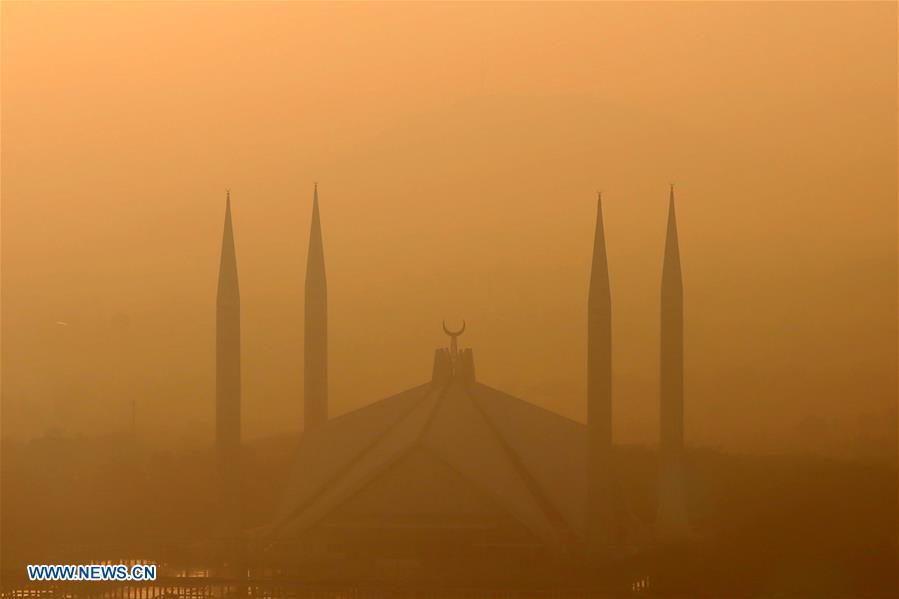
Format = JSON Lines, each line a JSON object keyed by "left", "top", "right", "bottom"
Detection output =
{"left": 213, "top": 186, "right": 690, "bottom": 584}
{"left": 265, "top": 342, "right": 607, "bottom": 582}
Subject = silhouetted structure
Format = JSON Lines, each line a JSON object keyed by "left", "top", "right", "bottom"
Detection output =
{"left": 586, "top": 193, "right": 617, "bottom": 558}
{"left": 657, "top": 185, "right": 689, "bottom": 540}
{"left": 216, "top": 191, "right": 241, "bottom": 535}
{"left": 264, "top": 333, "right": 638, "bottom": 584}
{"left": 250, "top": 187, "right": 690, "bottom": 586}
{"left": 304, "top": 184, "right": 328, "bottom": 431}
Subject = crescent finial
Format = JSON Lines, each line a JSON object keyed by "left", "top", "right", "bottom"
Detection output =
{"left": 442, "top": 320, "right": 466, "bottom": 337}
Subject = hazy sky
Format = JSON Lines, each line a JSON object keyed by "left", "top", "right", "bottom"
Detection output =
{"left": 2, "top": 2, "right": 896, "bottom": 457}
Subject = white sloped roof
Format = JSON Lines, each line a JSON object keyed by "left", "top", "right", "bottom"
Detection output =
{"left": 471, "top": 383, "right": 588, "bottom": 536}
{"left": 271, "top": 384, "right": 432, "bottom": 528}
{"left": 267, "top": 354, "right": 590, "bottom": 554}
{"left": 421, "top": 381, "right": 565, "bottom": 551}
{"left": 326, "top": 447, "right": 508, "bottom": 522}
{"left": 277, "top": 386, "right": 442, "bottom": 539}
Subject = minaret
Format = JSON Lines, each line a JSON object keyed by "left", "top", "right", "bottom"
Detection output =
{"left": 216, "top": 190, "right": 241, "bottom": 534}
{"left": 586, "top": 192, "right": 616, "bottom": 558}
{"left": 658, "top": 185, "right": 689, "bottom": 539}
{"left": 304, "top": 183, "right": 328, "bottom": 430}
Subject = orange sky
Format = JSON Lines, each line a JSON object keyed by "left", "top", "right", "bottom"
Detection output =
{"left": 2, "top": 1, "right": 896, "bottom": 457}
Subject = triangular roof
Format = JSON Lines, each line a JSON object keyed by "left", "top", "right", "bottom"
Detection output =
{"left": 266, "top": 349, "right": 592, "bottom": 555}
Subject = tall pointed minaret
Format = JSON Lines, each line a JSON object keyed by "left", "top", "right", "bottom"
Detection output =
{"left": 216, "top": 190, "right": 241, "bottom": 534}
{"left": 586, "top": 193, "right": 616, "bottom": 558}
{"left": 304, "top": 183, "right": 328, "bottom": 430}
{"left": 657, "top": 185, "right": 689, "bottom": 539}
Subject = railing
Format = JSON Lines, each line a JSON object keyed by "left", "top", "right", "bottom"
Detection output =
{"left": 1, "top": 577, "right": 640, "bottom": 599}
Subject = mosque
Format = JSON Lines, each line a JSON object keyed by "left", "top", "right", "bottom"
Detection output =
{"left": 213, "top": 185, "right": 689, "bottom": 586}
